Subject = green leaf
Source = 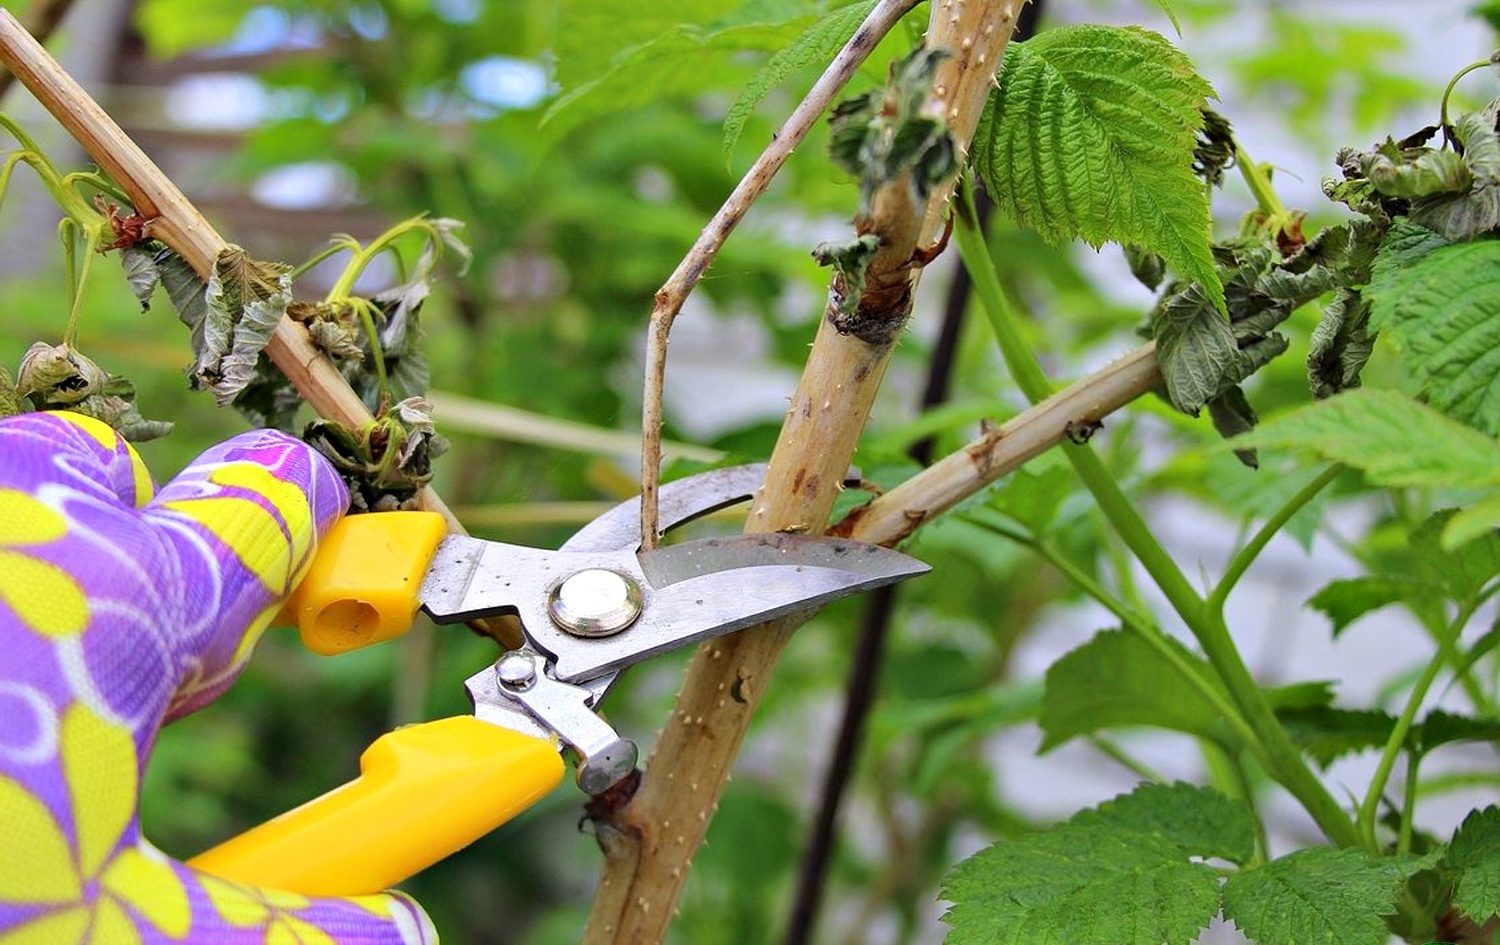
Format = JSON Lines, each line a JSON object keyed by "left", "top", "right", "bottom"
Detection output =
{"left": 1276, "top": 706, "right": 1398, "bottom": 768}
{"left": 553, "top": 0, "right": 747, "bottom": 89}
{"left": 1416, "top": 710, "right": 1500, "bottom": 757}
{"left": 1439, "top": 624, "right": 1500, "bottom": 694}
{"left": 722, "top": 0, "right": 875, "bottom": 163}
{"left": 973, "top": 25, "right": 1223, "bottom": 312}
{"left": 135, "top": 0, "right": 249, "bottom": 57}
{"left": 1040, "top": 629, "right": 1227, "bottom": 750}
{"left": 1263, "top": 680, "right": 1338, "bottom": 711}
{"left": 1367, "top": 236, "right": 1500, "bottom": 435}
{"left": 1443, "top": 806, "right": 1500, "bottom": 921}
{"left": 1222, "top": 847, "right": 1419, "bottom": 945}
{"left": 1443, "top": 492, "right": 1500, "bottom": 549}
{"left": 1410, "top": 509, "right": 1500, "bottom": 605}
{"left": 194, "top": 247, "right": 294, "bottom": 406}
{"left": 1068, "top": 781, "right": 1257, "bottom": 865}
{"left": 1307, "top": 576, "right": 1424, "bottom": 637}
{"left": 942, "top": 806, "right": 1223, "bottom": 945}
{"left": 544, "top": 19, "right": 803, "bottom": 141}
{"left": 1232, "top": 389, "right": 1500, "bottom": 491}
{"left": 984, "top": 462, "right": 1073, "bottom": 535}
{"left": 1369, "top": 219, "right": 1450, "bottom": 271}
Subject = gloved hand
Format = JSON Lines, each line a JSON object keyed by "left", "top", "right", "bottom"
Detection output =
{"left": 0, "top": 411, "right": 437, "bottom": 945}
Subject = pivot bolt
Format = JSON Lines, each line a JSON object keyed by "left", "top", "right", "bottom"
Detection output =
{"left": 548, "top": 569, "right": 643, "bottom": 638}
{"left": 496, "top": 652, "right": 537, "bottom": 690}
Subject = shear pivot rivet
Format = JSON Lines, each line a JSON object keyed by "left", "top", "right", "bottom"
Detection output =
{"left": 496, "top": 653, "right": 537, "bottom": 690}
{"left": 549, "top": 569, "right": 643, "bottom": 637}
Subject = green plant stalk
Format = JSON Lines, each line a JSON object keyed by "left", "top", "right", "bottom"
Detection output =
{"left": 0, "top": 133, "right": 99, "bottom": 224}
{"left": 1208, "top": 464, "right": 1342, "bottom": 614}
{"left": 1234, "top": 145, "right": 1288, "bottom": 222}
{"left": 59, "top": 170, "right": 131, "bottom": 207}
{"left": 324, "top": 219, "right": 435, "bottom": 301}
{"left": 1201, "top": 740, "right": 1267, "bottom": 865}
{"left": 1359, "top": 595, "right": 1484, "bottom": 849}
{"left": 954, "top": 180, "right": 1363, "bottom": 850}
{"left": 291, "top": 239, "right": 356, "bottom": 281}
{"left": 1418, "top": 770, "right": 1500, "bottom": 797}
{"left": 351, "top": 299, "right": 390, "bottom": 403}
{"left": 1440, "top": 56, "right": 1496, "bottom": 134}
{"left": 1397, "top": 752, "right": 1421, "bottom": 855}
{"left": 1088, "top": 735, "right": 1166, "bottom": 783}
{"left": 968, "top": 511, "right": 1262, "bottom": 750}
{"left": 61, "top": 224, "right": 99, "bottom": 346}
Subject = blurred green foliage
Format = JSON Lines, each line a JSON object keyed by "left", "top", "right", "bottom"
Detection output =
{"left": 1, "top": 1, "right": 1494, "bottom": 943}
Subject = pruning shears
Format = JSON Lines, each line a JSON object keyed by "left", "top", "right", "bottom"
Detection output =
{"left": 188, "top": 464, "right": 928, "bottom": 897}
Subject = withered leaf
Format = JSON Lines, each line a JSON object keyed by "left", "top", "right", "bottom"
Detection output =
{"left": 1207, "top": 385, "right": 1260, "bottom": 468}
{"left": 231, "top": 358, "right": 303, "bottom": 432}
{"left": 424, "top": 218, "right": 472, "bottom": 278}
{"left": 119, "top": 245, "right": 162, "bottom": 311}
{"left": 74, "top": 375, "right": 173, "bottom": 442}
{"left": 157, "top": 246, "right": 209, "bottom": 329}
{"left": 1124, "top": 245, "right": 1167, "bottom": 291}
{"left": 1194, "top": 106, "right": 1235, "bottom": 188}
{"left": 14, "top": 343, "right": 171, "bottom": 441}
{"left": 0, "top": 365, "right": 19, "bottom": 417}
{"left": 16, "top": 342, "right": 106, "bottom": 405}
{"left": 194, "top": 246, "right": 293, "bottom": 405}
{"left": 1409, "top": 107, "right": 1500, "bottom": 240}
{"left": 1307, "top": 288, "right": 1374, "bottom": 400}
{"left": 288, "top": 301, "right": 364, "bottom": 364}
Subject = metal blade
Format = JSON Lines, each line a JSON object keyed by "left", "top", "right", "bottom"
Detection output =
{"left": 530, "top": 534, "right": 927, "bottom": 683}
{"left": 560, "top": 463, "right": 769, "bottom": 553}
{"left": 560, "top": 463, "right": 862, "bottom": 553}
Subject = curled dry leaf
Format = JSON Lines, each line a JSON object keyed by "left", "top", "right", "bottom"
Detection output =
{"left": 13, "top": 342, "right": 172, "bottom": 442}
{"left": 287, "top": 301, "right": 365, "bottom": 364}
{"left": 1193, "top": 106, "right": 1236, "bottom": 188}
{"left": 1326, "top": 98, "right": 1500, "bottom": 241}
{"left": 194, "top": 246, "right": 294, "bottom": 405}
{"left": 16, "top": 341, "right": 105, "bottom": 404}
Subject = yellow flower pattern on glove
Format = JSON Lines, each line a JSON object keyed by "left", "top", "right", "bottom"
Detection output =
{"left": 0, "top": 412, "right": 437, "bottom": 945}
{"left": 0, "top": 490, "right": 89, "bottom": 639}
{"left": 0, "top": 705, "right": 189, "bottom": 945}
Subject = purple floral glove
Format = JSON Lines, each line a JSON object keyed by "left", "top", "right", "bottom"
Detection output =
{"left": 0, "top": 411, "right": 437, "bottom": 945}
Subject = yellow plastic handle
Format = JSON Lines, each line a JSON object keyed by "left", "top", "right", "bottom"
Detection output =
{"left": 281, "top": 510, "right": 448, "bottom": 655}
{"left": 189, "top": 717, "right": 564, "bottom": 896}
